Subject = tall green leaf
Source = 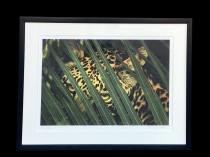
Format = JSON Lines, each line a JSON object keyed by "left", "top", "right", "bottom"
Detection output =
{"left": 140, "top": 41, "right": 169, "bottom": 90}
{"left": 122, "top": 40, "right": 168, "bottom": 125}
{"left": 84, "top": 40, "right": 137, "bottom": 125}
{"left": 49, "top": 45, "right": 101, "bottom": 125}
{"left": 62, "top": 41, "right": 116, "bottom": 125}
{"left": 42, "top": 83, "right": 70, "bottom": 125}
{"left": 92, "top": 40, "right": 142, "bottom": 125}
{"left": 46, "top": 65, "right": 88, "bottom": 125}
{"left": 41, "top": 100, "right": 56, "bottom": 125}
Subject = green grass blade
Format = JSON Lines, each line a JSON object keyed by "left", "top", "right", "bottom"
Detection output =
{"left": 42, "top": 98, "right": 59, "bottom": 124}
{"left": 62, "top": 41, "right": 116, "bottom": 125}
{"left": 42, "top": 83, "right": 70, "bottom": 125}
{"left": 140, "top": 41, "right": 169, "bottom": 90}
{"left": 41, "top": 100, "right": 56, "bottom": 125}
{"left": 122, "top": 40, "right": 168, "bottom": 125}
{"left": 49, "top": 45, "right": 101, "bottom": 125}
{"left": 46, "top": 65, "right": 88, "bottom": 125}
{"left": 92, "top": 40, "right": 142, "bottom": 125}
{"left": 61, "top": 97, "right": 88, "bottom": 125}
{"left": 84, "top": 40, "right": 135, "bottom": 125}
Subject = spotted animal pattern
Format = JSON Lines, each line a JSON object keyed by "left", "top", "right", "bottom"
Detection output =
{"left": 61, "top": 47, "right": 169, "bottom": 125}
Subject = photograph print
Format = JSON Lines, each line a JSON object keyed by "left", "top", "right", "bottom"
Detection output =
{"left": 41, "top": 39, "right": 170, "bottom": 125}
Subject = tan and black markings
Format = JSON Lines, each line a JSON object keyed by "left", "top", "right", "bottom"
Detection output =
{"left": 61, "top": 47, "right": 169, "bottom": 125}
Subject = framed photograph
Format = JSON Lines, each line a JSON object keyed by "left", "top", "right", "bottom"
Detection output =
{"left": 17, "top": 17, "right": 192, "bottom": 150}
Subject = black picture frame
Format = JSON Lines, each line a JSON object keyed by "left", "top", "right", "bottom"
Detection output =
{"left": 17, "top": 17, "right": 192, "bottom": 151}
